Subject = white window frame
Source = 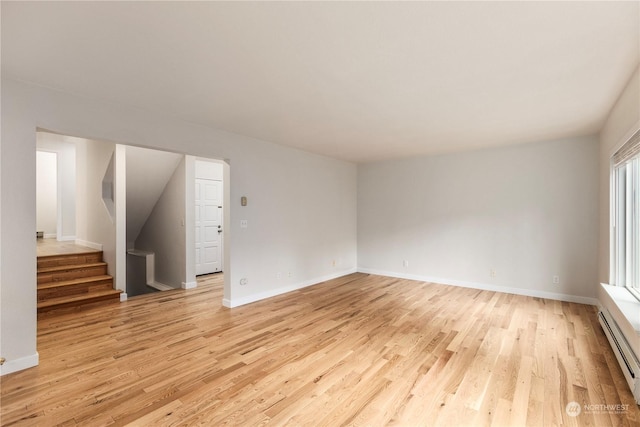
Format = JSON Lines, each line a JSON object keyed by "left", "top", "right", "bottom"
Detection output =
{"left": 611, "top": 125, "right": 640, "bottom": 301}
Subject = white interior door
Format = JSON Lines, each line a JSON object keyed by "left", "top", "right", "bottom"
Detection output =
{"left": 195, "top": 178, "right": 222, "bottom": 275}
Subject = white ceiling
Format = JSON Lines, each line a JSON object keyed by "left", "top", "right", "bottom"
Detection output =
{"left": 2, "top": 2, "right": 639, "bottom": 163}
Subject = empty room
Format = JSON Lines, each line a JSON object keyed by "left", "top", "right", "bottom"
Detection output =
{"left": 1, "top": 1, "right": 639, "bottom": 426}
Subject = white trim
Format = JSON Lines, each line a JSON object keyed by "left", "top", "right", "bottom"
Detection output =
{"left": 58, "top": 235, "right": 76, "bottom": 242}
{"left": 149, "top": 281, "right": 173, "bottom": 291}
{"left": 127, "top": 249, "right": 156, "bottom": 286}
{"left": 357, "top": 268, "right": 599, "bottom": 306}
{"left": 56, "top": 149, "right": 63, "bottom": 242}
{"left": 610, "top": 151, "right": 617, "bottom": 285}
{"left": 609, "top": 122, "right": 640, "bottom": 287}
{"left": 114, "top": 145, "right": 127, "bottom": 293}
{"left": 182, "top": 281, "right": 197, "bottom": 289}
{"left": 75, "top": 239, "right": 103, "bottom": 251}
{"left": 127, "top": 250, "right": 177, "bottom": 292}
{"left": 120, "top": 292, "right": 128, "bottom": 302}
{"left": 609, "top": 121, "right": 640, "bottom": 283}
{"left": 43, "top": 233, "right": 57, "bottom": 239}
{"left": 223, "top": 268, "right": 358, "bottom": 308}
{"left": 185, "top": 155, "right": 197, "bottom": 291}
{"left": 609, "top": 119, "right": 640, "bottom": 157}
{"left": 599, "top": 283, "right": 640, "bottom": 336}
{"left": 0, "top": 352, "right": 39, "bottom": 376}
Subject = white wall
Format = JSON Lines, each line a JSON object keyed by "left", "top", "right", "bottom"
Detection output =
{"left": 1, "top": 79, "right": 39, "bottom": 374}
{"left": 36, "top": 151, "right": 57, "bottom": 237}
{"left": 0, "top": 77, "right": 358, "bottom": 374}
{"left": 195, "top": 159, "right": 223, "bottom": 180}
{"left": 75, "top": 138, "right": 117, "bottom": 277}
{"left": 126, "top": 146, "right": 182, "bottom": 248}
{"left": 228, "top": 141, "right": 357, "bottom": 306}
{"left": 36, "top": 132, "right": 77, "bottom": 240}
{"left": 135, "top": 158, "right": 187, "bottom": 288}
{"left": 598, "top": 64, "right": 640, "bottom": 284}
{"left": 358, "top": 136, "right": 599, "bottom": 302}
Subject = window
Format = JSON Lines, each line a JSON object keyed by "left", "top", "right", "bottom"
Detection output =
{"left": 612, "top": 128, "right": 640, "bottom": 299}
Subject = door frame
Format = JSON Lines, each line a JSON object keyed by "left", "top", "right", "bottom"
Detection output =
{"left": 36, "top": 150, "right": 59, "bottom": 239}
{"left": 195, "top": 176, "right": 223, "bottom": 275}
{"left": 184, "top": 157, "right": 230, "bottom": 289}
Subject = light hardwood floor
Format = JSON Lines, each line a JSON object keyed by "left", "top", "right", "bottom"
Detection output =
{"left": 1, "top": 273, "right": 639, "bottom": 426}
{"left": 36, "top": 239, "right": 98, "bottom": 257}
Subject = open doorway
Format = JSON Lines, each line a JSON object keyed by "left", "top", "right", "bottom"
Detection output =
{"left": 36, "top": 151, "right": 58, "bottom": 239}
{"left": 124, "top": 149, "right": 229, "bottom": 297}
{"left": 35, "top": 131, "right": 231, "bottom": 304}
{"left": 195, "top": 159, "right": 225, "bottom": 276}
{"left": 36, "top": 132, "right": 78, "bottom": 242}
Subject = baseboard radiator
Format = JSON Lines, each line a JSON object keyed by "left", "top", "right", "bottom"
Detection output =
{"left": 598, "top": 309, "right": 640, "bottom": 404}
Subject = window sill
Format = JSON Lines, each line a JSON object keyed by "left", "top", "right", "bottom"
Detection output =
{"left": 599, "top": 283, "right": 640, "bottom": 341}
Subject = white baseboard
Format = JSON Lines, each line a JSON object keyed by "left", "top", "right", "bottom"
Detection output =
{"left": 182, "top": 281, "right": 197, "bottom": 290}
{"left": 120, "top": 293, "right": 128, "bottom": 302}
{"left": 58, "top": 235, "right": 76, "bottom": 242}
{"left": 224, "top": 268, "right": 358, "bottom": 308}
{"left": 0, "top": 352, "right": 39, "bottom": 376}
{"left": 149, "top": 281, "right": 173, "bottom": 291}
{"left": 357, "top": 268, "right": 599, "bottom": 306}
{"left": 75, "top": 239, "right": 103, "bottom": 251}
{"left": 43, "top": 233, "right": 57, "bottom": 239}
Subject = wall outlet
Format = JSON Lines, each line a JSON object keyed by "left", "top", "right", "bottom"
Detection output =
{"left": 288, "top": 272, "right": 293, "bottom": 278}
{"left": 276, "top": 272, "right": 282, "bottom": 279}
{"left": 490, "top": 268, "right": 496, "bottom": 278}
{"left": 240, "top": 220, "right": 248, "bottom": 229}
{"left": 553, "top": 275, "right": 560, "bottom": 284}
{"left": 403, "top": 260, "right": 409, "bottom": 268}
{"left": 239, "top": 277, "right": 248, "bottom": 286}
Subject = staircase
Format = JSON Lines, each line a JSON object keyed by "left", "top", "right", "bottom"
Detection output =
{"left": 37, "top": 250, "right": 122, "bottom": 313}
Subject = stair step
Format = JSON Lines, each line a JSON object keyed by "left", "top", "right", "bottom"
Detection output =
{"left": 37, "top": 251, "right": 104, "bottom": 269}
{"left": 36, "top": 245, "right": 120, "bottom": 313}
{"left": 37, "top": 289, "right": 122, "bottom": 313}
{"left": 37, "top": 275, "right": 114, "bottom": 301}
{"left": 38, "top": 262, "right": 107, "bottom": 274}
{"left": 38, "top": 282, "right": 114, "bottom": 301}
{"left": 38, "top": 263, "right": 108, "bottom": 284}
{"left": 38, "top": 275, "right": 113, "bottom": 290}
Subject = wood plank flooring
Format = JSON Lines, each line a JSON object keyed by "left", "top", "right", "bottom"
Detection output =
{"left": 36, "top": 239, "right": 98, "bottom": 257}
{"left": 1, "top": 273, "right": 638, "bottom": 426}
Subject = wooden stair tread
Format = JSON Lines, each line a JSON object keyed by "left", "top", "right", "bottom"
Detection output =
{"left": 37, "top": 250, "right": 102, "bottom": 260}
{"left": 35, "top": 246, "right": 119, "bottom": 313}
{"left": 37, "top": 289, "right": 122, "bottom": 309}
{"left": 38, "top": 275, "right": 113, "bottom": 290}
{"left": 38, "top": 262, "right": 107, "bottom": 274}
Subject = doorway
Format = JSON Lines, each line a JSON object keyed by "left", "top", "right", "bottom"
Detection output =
{"left": 35, "top": 131, "right": 232, "bottom": 303}
{"left": 195, "top": 160, "right": 224, "bottom": 276}
{"left": 36, "top": 151, "right": 58, "bottom": 239}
